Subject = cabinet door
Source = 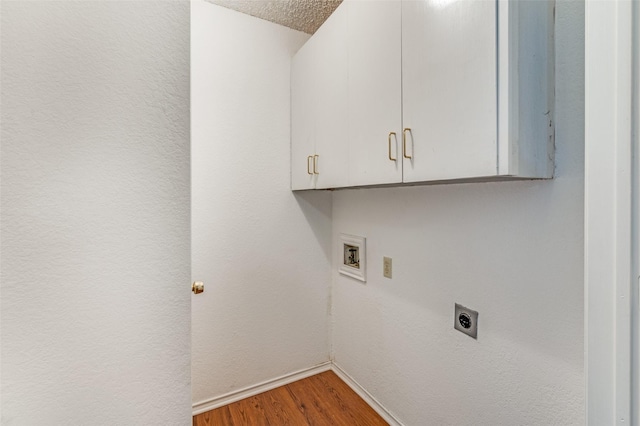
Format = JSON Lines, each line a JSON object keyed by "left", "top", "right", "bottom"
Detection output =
{"left": 402, "top": 0, "right": 498, "bottom": 183}
{"left": 347, "top": 0, "right": 402, "bottom": 187}
{"left": 291, "top": 37, "right": 318, "bottom": 190}
{"left": 314, "top": 3, "right": 349, "bottom": 189}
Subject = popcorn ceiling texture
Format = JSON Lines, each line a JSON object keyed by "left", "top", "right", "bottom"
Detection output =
{"left": 206, "top": 0, "right": 342, "bottom": 34}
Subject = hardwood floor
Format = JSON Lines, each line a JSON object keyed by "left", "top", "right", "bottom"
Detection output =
{"left": 193, "top": 370, "right": 388, "bottom": 426}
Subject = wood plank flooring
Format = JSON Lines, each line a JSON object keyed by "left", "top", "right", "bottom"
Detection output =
{"left": 193, "top": 370, "right": 388, "bottom": 426}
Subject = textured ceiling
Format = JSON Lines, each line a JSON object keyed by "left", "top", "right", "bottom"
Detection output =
{"left": 206, "top": 0, "right": 343, "bottom": 34}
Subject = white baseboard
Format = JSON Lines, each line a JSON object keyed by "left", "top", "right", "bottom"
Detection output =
{"left": 330, "top": 363, "right": 405, "bottom": 426}
{"left": 192, "top": 361, "right": 403, "bottom": 426}
{"left": 192, "top": 361, "right": 332, "bottom": 415}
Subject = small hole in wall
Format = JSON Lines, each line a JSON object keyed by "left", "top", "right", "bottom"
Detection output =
{"left": 343, "top": 244, "right": 360, "bottom": 269}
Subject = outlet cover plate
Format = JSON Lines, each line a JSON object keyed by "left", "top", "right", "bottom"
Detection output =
{"left": 454, "top": 303, "right": 478, "bottom": 339}
{"left": 383, "top": 257, "right": 392, "bottom": 278}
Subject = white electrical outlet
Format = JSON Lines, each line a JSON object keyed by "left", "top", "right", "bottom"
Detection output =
{"left": 383, "top": 257, "right": 392, "bottom": 278}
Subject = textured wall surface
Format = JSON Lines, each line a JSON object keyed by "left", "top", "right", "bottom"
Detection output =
{"left": 206, "top": 0, "right": 341, "bottom": 34}
{"left": 0, "top": 2, "right": 191, "bottom": 424}
{"left": 191, "top": 1, "right": 331, "bottom": 406}
{"left": 331, "top": 1, "right": 585, "bottom": 424}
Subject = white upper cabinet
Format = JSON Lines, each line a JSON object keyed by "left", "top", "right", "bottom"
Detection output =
{"left": 291, "top": 34, "right": 318, "bottom": 190}
{"left": 402, "top": 0, "right": 554, "bottom": 182}
{"left": 347, "top": 0, "right": 403, "bottom": 187}
{"left": 402, "top": 0, "right": 498, "bottom": 182}
{"left": 291, "top": 4, "right": 348, "bottom": 190}
{"left": 291, "top": 0, "right": 554, "bottom": 190}
{"left": 314, "top": 5, "right": 349, "bottom": 189}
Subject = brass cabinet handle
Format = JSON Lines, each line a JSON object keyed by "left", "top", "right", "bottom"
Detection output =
{"left": 307, "top": 156, "right": 313, "bottom": 175}
{"left": 313, "top": 155, "right": 319, "bottom": 174}
{"left": 403, "top": 128, "right": 412, "bottom": 159}
{"left": 388, "top": 132, "right": 397, "bottom": 161}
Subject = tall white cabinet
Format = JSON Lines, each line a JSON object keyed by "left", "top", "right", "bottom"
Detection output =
{"left": 291, "top": 0, "right": 554, "bottom": 190}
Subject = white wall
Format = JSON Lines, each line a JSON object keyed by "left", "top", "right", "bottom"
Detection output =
{"left": 331, "top": 1, "right": 585, "bottom": 424}
{"left": 0, "top": 2, "right": 191, "bottom": 425}
{"left": 191, "top": 1, "right": 332, "bottom": 406}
